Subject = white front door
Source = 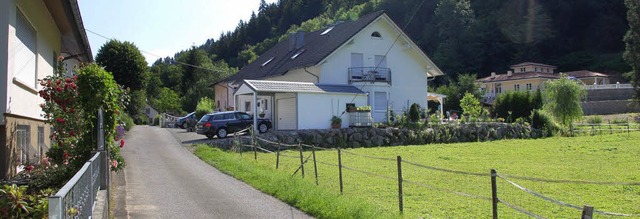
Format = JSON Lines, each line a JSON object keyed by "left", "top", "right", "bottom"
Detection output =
{"left": 277, "top": 98, "right": 297, "bottom": 130}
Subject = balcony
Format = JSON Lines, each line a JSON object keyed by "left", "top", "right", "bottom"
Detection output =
{"left": 348, "top": 67, "right": 392, "bottom": 84}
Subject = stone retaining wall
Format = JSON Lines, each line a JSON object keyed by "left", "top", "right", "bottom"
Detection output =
{"left": 210, "top": 123, "right": 540, "bottom": 150}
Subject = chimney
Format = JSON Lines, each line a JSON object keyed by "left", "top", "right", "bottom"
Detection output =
{"left": 288, "top": 32, "right": 296, "bottom": 51}
{"left": 295, "top": 31, "right": 304, "bottom": 49}
{"left": 507, "top": 71, "right": 513, "bottom": 76}
{"left": 491, "top": 72, "right": 496, "bottom": 77}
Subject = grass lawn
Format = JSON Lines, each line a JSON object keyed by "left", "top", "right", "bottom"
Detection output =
{"left": 195, "top": 132, "right": 640, "bottom": 218}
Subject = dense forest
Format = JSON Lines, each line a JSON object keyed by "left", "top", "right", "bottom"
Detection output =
{"left": 148, "top": 0, "right": 632, "bottom": 113}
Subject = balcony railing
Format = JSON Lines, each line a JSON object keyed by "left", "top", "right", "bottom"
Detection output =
{"left": 348, "top": 67, "right": 391, "bottom": 84}
{"left": 583, "top": 83, "right": 632, "bottom": 90}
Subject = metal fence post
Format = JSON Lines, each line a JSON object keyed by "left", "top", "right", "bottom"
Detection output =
{"left": 338, "top": 147, "right": 344, "bottom": 194}
{"left": 312, "top": 145, "right": 318, "bottom": 185}
{"left": 397, "top": 156, "right": 404, "bottom": 213}
{"left": 48, "top": 195, "right": 63, "bottom": 219}
{"left": 298, "top": 143, "right": 305, "bottom": 178}
{"left": 491, "top": 169, "right": 498, "bottom": 219}
{"left": 276, "top": 142, "right": 281, "bottom": 169}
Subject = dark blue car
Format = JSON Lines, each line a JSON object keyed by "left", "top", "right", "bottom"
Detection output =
{"left": 196, "top": 111, "right": 272, "bottom": 139}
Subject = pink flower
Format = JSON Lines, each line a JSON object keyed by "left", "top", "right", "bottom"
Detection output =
{"left": 111, "top": 160, "right": 118, "bottom": 168}
{"left": 120, "top": 139, "right": 125, "bottom": 148}
{"left": 56, "top": 118, "right": 65, "bottom": 123}
{"left": 25, "top": 165, "right": 34, "bottom": 172}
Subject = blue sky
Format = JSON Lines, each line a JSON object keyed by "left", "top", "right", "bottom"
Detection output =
{"left": 78, "top": 0, "right": 278, "bottom": 64}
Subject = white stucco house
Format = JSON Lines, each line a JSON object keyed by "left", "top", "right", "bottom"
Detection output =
{"left": 214, "top": 11, "right": 444, "bottom": 131}
{"left": 0, "top": 0, "right": 92, "bottom": 178}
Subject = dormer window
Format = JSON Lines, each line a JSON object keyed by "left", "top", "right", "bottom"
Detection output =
{"left": 291, "top": 48, "right": 306, "bottom": 59}
{"left": 371, "top": 31, "right": 382, "bottom": 39}
{"left": 321, "top": 26, "right": 335, "bottom": 35}
{"left": 261, "top": 57, "right": 275, "bottom": 67}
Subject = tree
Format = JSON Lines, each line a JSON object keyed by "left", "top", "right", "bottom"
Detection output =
{"left": 493, "top": 91, "right": 534, "bottom": 122}
{"left": 543, "top": 74, "right": 586, "bottom": 127}
{"left": 624, "top": 0, "right": 640, "bottom": 101}
{"left": 95, "top": 40, "right": 149, "bottom": 91}
{"left": 152, "top": 88, "right": 182, "bottom": 114}
{"left": 460, "top": 92, "right": 482, "bottom": 118}
{"left": 432, "top": 0, "right": 479, "bottom": 74}
{"left": 435, "top": 73, "right": 482, "bottom": 112}
{"left": 195, "top": 97, "right": 216, "bottom": 120}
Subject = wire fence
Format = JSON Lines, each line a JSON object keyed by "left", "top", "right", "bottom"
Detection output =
{"left": 572, "top": 118, "right": 640, "bottom": 136}
{"left": 229, "top": 132, "right": 640, "bottom": 218}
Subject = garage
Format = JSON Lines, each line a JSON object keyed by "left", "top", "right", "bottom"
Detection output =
{"left": 234, "top": 80, "right": 367, "bottom": 131}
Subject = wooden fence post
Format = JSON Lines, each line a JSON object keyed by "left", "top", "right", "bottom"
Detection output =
{"left": 276, "top": 142, "right": 281, "bottom": 169}
{"left": 298, "top": 143, "right": 305, "bottom": 178}
{"left": 253, "top": 139, "right": 257, "bottom": 160}
{"left": 397, "top": 156, "right": 404, "bottom": 214}
{"left": 338, "top": 147, "right": 344, "bottom": 194}
{"left": 312, "top": 145, "right": 318, "bottom": 185}
{"left": 581, "top": 205, "right": 594, "bottom": 219}
{"left": 491, "top": 169, "right": 498, "bottom": 219}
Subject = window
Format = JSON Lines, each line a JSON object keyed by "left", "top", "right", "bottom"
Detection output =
{"left": 320, "top": 26, "right": 335, "bottom": 35}
{"left": 374, "top": 55, "right": 387, "bottom": 68}
{"left": 223, "top": 113, "right": 235, "bottom": 120}
{"left": 244, "top": 101, "right": 251, "bottom": 112}
{"left": 261, "top": 57, "right": 275, "bottom": 67}
{"left": 374, "top": 92, "right": 387, "bottom": 111}
{"left": 213, "top": 114, "right": 224, "bottom": 120}
{"left": 526, "top": 83, "right": 532, "bottom": 90}
{"left": 38, "top": 126, "right": 44, "bottom": 160}
{"left": 291, "top": 48, "right": 306, "bottom": 59}
{"left": 264, "top": 99, "right": 268, "bottom": 110}
{"left": 535, "top": 67, "right": 538, "bottom": 72}
{"left": 14, "top": 9, "right": 37, "bottom": 88}
{"left": 238, "top": 113, "right": 251, "bottom": 120}
{"left": 496, "top": 84, "right": 502, "bottom": 94}
{"left": 514, "top": 84, "right": 520, "bottom": 91}
{"left": 351, "top": 53, "right": 363, "bottom": 68}
{"left": 520, "top": 68, "right": 525, "bottom": 72}
{"left": 371, "top": 31, "right": 382, "bottom": 39}
{"left": 16, "top": 125, "right": 30, "bottom": 165}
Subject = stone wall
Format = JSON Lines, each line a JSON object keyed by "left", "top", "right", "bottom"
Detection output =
{"left": 581, "top": 100, "right": 640, "bottom": 115}
{"left": 209, "top": 123, "right": 539, "bottom": 150}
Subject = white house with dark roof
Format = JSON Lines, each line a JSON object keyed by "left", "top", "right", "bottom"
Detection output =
{"left": 215, "top": 11, "right": 445, "bottom": 130}
{"left": 0, "top": 0, "right": 92, "bottom": 178}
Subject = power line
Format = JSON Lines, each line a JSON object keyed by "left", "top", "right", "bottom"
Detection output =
{"left": 85, "top": 28, "right": 224, "bottom": 73}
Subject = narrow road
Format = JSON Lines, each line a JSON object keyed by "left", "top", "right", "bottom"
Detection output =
{"left": 119, "top": 125, "right": 311, "bottom": 218}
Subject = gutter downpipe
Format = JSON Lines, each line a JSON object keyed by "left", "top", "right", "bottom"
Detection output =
{"left": 304, "top": 67, "right": 319, "bottom": 83}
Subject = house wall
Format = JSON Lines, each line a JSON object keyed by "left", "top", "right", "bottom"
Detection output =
{"left": 481, "top": 78, "right": 549, "bottom": 94}
{"left": 318, "top": 17, "right": 429, "bottom": 121}
{"left": 0, "top": 0, "right": 10, "bottom": 125}
{"left": 215, "top": 84, "right": 229, "bottom": 111}
{"left": 512, "top": 65, "right": 555, "bottom": 73}
{"left": 7, "top": 1, "right": 61, "bottom": 121}
{"left": 268, "top": 66, "right": 320, "bottom": 83}
{"left": 297, "top": 92, "right": 367, "bottom": 129}
{"left": 1, "top": 115, "right": 51, "bottom": 179}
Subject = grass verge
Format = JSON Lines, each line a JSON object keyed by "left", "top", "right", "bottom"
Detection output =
{"left": 198, "top": 132, "right": 640, "bottom": 218}
{"left": 194, "top": 145, "right": 400, "bottom": 219}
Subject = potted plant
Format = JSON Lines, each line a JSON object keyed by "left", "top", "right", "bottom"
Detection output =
{"left": 356, "top": 105, "right": 371, "bottom": 112}
{"left": 331, "top": 115, "right": 342, "bottom": 129}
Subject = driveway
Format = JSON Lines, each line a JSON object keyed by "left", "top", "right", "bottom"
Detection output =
{"left": 117, "top": 125, "right": 311, "bottom": 218}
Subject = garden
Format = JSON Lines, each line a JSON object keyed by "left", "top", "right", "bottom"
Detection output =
{"left": 0, "top": 58, "right": 128, "bottom": 218}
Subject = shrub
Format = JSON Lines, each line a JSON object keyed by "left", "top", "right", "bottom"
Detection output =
{"left": 611, "top": 118, "right": 628, "bottom": 124}
{"left": 460, "top": 92, "right": 482, "bottom": 118}
{"left": 0, "top": 184, "right": 54, "bottom": 219}
{"left": 120, "top": 113, "right": 135, "bottom": 131}
{"left": 493, "top": 91, "right": 535, "bottom": 123}
{"left": 531, "top": 109, "right": 558, "bottom": 137}
{"left": 585, "top": 116, "right": 603, "bottom": 124}
{"left": 409, "top": 103, "right": 421, "bottom": 123}
{"left": 195, "top": 97, "right": 215, "bottom": 121}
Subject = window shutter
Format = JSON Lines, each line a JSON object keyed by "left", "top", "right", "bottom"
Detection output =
{"left": 14, "top": 9, "right": 37, "bottom": 87}
{"left": 374, "top": 92, "right": 387, "bottom": 111}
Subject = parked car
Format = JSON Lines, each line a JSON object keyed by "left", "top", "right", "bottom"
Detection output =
{"left": 196, "top": 111, "right": 272, "bottom": 139}
{"left": 175, "top": 112, "right": 195, "bottom": 129}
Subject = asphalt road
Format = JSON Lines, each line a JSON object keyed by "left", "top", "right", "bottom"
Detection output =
{"left": 119, "top": 125, "right": 311, "bottom": 218}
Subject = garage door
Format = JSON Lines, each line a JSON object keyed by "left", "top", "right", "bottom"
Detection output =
{"left": 277, "top": 98, "right": 296, "bottom": 130}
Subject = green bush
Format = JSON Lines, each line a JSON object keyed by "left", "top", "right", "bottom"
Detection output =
{"left": 611, "top": 118, "right": 628, "bottom": 124}
{"left": 195, "top": 97, "right": 215, "bottom": 121}
{"left": 531, "top": 109, "right": 558, "bottom": 137}
{"left": 120, "top": 113, "right": 135, "bottom": 131}
{"left": 409, "top": 103, "right": 421, "bottom": 123}
{"left": 585, "top": 116, "right": 603, "bottom": 124}
{"left": 0, "top": 184, "right": 54, "bottom": 219}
